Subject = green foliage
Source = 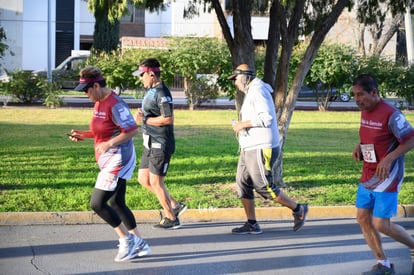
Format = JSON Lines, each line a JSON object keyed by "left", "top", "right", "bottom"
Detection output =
{"left": 288, "top": 42, "right": 414, "bottom": 108}
{"left": 167, "top": 37, "right": 232, "bottom": 80}
{"left": 87, "top": 49, "right": 125, "bottom": 88}
{"left": 166, "top": 37, "right": 232, "bottom": 108}
{"left": 86, "top": 48, "right": 170, "bottom": 90}
{"left": 4, "top": 35, "right": 413, "bottom": 109}
{"left": 92, "top": 18, "right": 120, "bottom": 53}
{"left": 37, "top": 80, "right": 64, "bottom": 108}
{"left": 290, "top": 43, "right": 356, "bottom": 90}
{"left": 186, "top": 75, "right": 220, "bottom": 109}
{"left": 1, "top": 71, "right": 45, "bottom": 103}
{"left": 87, "top": 0, "right": 128, "bottom": 23}
{"left": 390, "top": 66, "right": 414, "bottom": 106}
{"left": 86, "top": 37, "right": 233, "bottom": 108}
{"left": 305, "top": 44, "right": 357, "bottom": 90}
{"left": 352, "top": 56, "right": 412, "bottom": 100}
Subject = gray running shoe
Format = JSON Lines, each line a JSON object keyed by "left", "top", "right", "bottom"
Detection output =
{"left": 362, "top": 263, "right": 395, "bottom": 275}
{"left": 135, "top": 238, "right": 151, "bottom": 257}
{"left": 173, "top": 202, "right": 188, "bottom": 217}
{"left": 114, "top": 234, "right": 138, "bottom": 262}
{"left": 232, "top": 222, "right": 262, "bottom": 235}
{"left": 153, "top": 217, "right": 181, "bottom": 229}
{"left": 293, "top": 204, "right": 308, "bottom": 232}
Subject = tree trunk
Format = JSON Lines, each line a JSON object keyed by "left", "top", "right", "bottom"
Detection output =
{"left": 211, "top": 0, "right": 350, "bottom": 187}
{"left": 357, "top": 24, "right": 366, "bottom": 56}
{"left": 372, "top": 14, "right": 404, "bottom": 56}
{"left": 184, "top": 77, "right": 195, "bottom": 111}
{"left": 272, "top": 0, "right": 351, "bottom": 186}
{"left": 263, "top": 1, "right": 280, "bottom": 87}
{"left": 212, "top": 0, "right": 255, "bottom": 110}
{"left": 368, "top": 23, "right": 382, "bottom": 56}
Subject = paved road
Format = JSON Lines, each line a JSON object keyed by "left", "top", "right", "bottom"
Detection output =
{"left": 58, "top": 92, "right": 361, "bottom": 111}
{"left": 1, "top": 217, "right": 413, "bottom": 275}
{"left": 2, "top": 91, "right": 407, "bottom": 111}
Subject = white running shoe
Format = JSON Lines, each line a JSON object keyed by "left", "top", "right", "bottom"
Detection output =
{"left": 114, "top": 234, "right": 138, "bottom": 262}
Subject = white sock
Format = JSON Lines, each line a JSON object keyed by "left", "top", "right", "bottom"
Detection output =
{"left": 410, "top": 249, "right": 414, "bottom": 262}
{"left": 377, "top": 259, "right": 391, "bottom": 268}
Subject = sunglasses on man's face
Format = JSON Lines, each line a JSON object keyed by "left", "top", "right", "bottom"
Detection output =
{"left": 83, "top": 83, "right": 94, "bottom": 93}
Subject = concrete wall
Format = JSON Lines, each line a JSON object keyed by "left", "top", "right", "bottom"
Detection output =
{"left": 0, "top": 0, "right": 94, "bottom": 71}
{"left": 0, "top": 0, "right": 53, "bottom": 71}
{"left": 145, "top": 0, "right": 217, "bottom": 37}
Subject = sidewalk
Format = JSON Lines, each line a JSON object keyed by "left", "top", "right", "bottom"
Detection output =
{"left": 1, "top": 217, "right": 413, "bottom": 275}
{"left": 1, "top": 205, "right": 414, "bottom": 226}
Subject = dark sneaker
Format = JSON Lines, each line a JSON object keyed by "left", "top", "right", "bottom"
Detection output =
{"left": 232, "top": 222, "right": 262, "bottom": 235}
{"left": 153, "top": 217, "right": 181, "bottom": 229}
{"left": 362, "top": 263, "right": 395, "bottom": 275}
{"left": 293, "top": 204, "right": 308, "bottom": 232}
{"left": 173, "top": 202, "right": 188, "bottom": 217}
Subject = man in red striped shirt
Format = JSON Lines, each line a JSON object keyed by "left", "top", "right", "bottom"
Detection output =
{"left": 352, "top": 74, "right": 414, "bottom": 275}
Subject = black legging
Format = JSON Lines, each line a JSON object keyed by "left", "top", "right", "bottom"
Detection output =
{"left": 90, "top": 178, "right": 136, "bottom": 230}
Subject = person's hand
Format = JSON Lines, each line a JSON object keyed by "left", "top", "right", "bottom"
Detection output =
{"left": 95, "top": 141, "right": 110, "bottom": 154}
{"left": 68, "top": 130, "right": 84, "bottom": 142}
{"left": 136, "top": 108, "right": 144, "bottom": 123}
{"left": 232, "top": 121, "right": 243, "bottom": 133}
{"left": 375, "top": 157, "right": 392, "bottom": 181}
{"left": 352, "top": 145, "right": 362, "bottom": 161}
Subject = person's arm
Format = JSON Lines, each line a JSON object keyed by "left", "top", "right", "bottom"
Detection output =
{"left": 68, "top": 129, "right": 93, "bottom": 142}
{"left": 375, "top": 135, "right": 414, "bottom": 180}
{"left": 251, "top": 88, "right": 273, "bottom": 128}
{"left": 232, "top": 120, "right": 252, "bottom": 133}
{"left": 135, "top": 107, "right": 173, "bottom": 126}
{"left": 145, "top": 115, "right": 173, "bottom": 126}
{"left": 95, "top": 128, "right": 139, "bottom": 154}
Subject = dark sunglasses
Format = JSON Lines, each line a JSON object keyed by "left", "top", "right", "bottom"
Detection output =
{"left": 83, "top": 83, "right": 94, "bottom": 93}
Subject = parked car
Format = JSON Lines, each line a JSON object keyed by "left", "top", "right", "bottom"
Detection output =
{"left": 0, "top": 68, "right": 10, "bottom": 83}
{"left": 32, "top": 55, "right": 89, "bottom": 90}
{"left": 298, "top": 85, "right": 350, "bottom": 102}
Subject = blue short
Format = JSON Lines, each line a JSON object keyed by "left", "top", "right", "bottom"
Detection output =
{"left": 355, "top": 185, "right": 398, "bottom": 218}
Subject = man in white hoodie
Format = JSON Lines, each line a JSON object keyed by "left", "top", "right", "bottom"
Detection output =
{"left": 228, "top": 64, "right": 308, "bottom": 234}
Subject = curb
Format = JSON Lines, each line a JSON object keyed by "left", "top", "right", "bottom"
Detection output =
{"left": 1, "top": 205, "right": 413, "bottom": 225}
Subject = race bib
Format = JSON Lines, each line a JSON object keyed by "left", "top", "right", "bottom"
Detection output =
{"left": 95, "top": 171, "right": 118, "bottom": 191}
{"left": 360, "top": 144, "right": 377, "bottom": 163}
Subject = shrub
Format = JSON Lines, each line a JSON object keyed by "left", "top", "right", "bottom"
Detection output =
{"left": 186, "top": 74, "right": 220, "bottom": 110}
{"left": 37, "top": 79, "right": 64, "bottom": 108}
{"left": 2, "top": 70, "right": 45, "bottom": 103}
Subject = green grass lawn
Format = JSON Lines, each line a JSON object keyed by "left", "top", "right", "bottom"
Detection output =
{"left": 0, "top": 108, "right": 413, "bottom": 212}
